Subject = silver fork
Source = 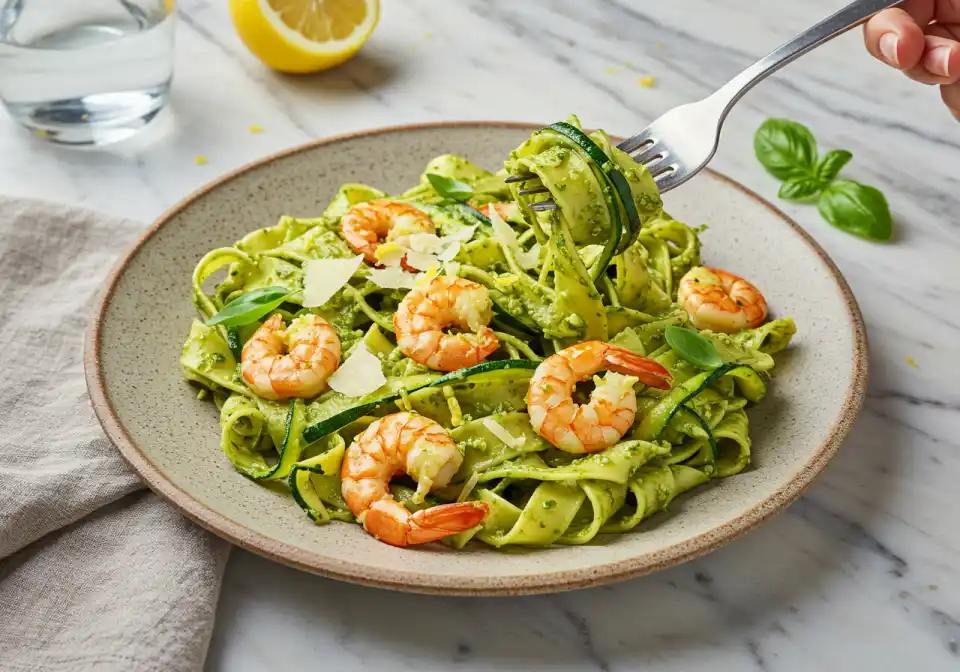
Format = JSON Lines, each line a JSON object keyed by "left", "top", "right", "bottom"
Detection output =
{"left": 516, "top": 0, "right": 903, "bottom": 210}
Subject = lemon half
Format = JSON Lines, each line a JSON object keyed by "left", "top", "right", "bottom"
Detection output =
{"left": 229, "top": 0, "right": 379, "bottom": 74}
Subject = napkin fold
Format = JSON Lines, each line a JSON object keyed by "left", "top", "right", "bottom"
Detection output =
{"left": 0, "top": 197, "right": 230, "bottom": 672}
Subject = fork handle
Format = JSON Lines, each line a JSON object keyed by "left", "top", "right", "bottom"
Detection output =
{"left": 710, "top": 0, "right": 904, "bottom": 114}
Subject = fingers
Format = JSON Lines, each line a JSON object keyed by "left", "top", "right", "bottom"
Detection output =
{"left": 942, "top": 81, "right": 960, "bottom": 119}
{"left": 903, "top": 32, "right": 960, "bottom": 84}
{"left": 863, "top": 8, "right": 928, "bottom": 70}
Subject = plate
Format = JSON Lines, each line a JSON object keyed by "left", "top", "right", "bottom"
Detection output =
{"left": 85, "top": 122, "right": 867, "bottom": 595}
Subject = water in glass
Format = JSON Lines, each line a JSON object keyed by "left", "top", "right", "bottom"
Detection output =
{"left": 0, "top": 0, "right": 176, "bottom": 145}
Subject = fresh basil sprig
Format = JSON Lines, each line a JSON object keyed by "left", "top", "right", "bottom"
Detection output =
{"left": 205, "top": 286, "right": 293, "bottom": 327}
{"left": 754, "top": 119, "right": 892, "bottom": 242}
{"left": 754, "top": 119, "right": 818, "bottom": 181}
{"left": 426, "top": 173, "right": 474, "bottom": 202}
{"left": 664, "top": 326, "right": 724, "bottom": 370}
{"left": 818, "top": 180, "right": 893, "bottom": 242}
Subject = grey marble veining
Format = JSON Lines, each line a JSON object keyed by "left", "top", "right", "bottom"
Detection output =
{"left": 2, "top": 0, "right": 958, "bottom": 669}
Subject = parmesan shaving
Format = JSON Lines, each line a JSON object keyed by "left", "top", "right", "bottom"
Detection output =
{"left": 302, "top": 255, "right": 363, "bottom": 308}
{"left": 443, "top": 225, "right": 478, "bottom": 243}
{"left": 404, "top": 249, "right": 441, "bottom": 272}
{"left": 438, "top": 242, "right": 461, "bottom": 262}
{"left": 368, "top": 266, "right": 417, "bottom": 290}
{"left": 482, "top": 418, "right": 523, "bottom": 448}
{"left": 327, "top": 344, "right": 386, "bottom": 398}
{"left": 489, "top": 205, "right": 540, "bottom": 270}
{"left": 457, "top": 471, "right": 481, "bottom": 503}
{"left": 374, "top": 243, "right": 406, "bottom": 267}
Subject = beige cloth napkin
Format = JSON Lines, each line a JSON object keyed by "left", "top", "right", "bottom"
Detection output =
{"left": 0, "top": 197, "right": 231, "bottom": 672}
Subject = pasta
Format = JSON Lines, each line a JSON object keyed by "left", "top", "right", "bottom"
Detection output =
{"left": 181, "top": 116, "right": 797, "bottom": 549}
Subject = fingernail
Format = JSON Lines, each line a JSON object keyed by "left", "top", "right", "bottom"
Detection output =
{"left": 925, "top": 46, "right": 952, "bottom": 77}
{"left": 879, "top": 33, "right": 900, "bottom": 67}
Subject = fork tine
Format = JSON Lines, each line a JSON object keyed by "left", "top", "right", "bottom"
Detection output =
{"left": 616, "top": 132, "right": 655, "bottom": 155}
{"left": 504, "top": 173, "right": 535, "bottom": 184}
{"left": 634, "top": 146, "right": 667, "bottom": 168}
{"left": 529, "top": 201, "right": 558, "bottom": 212}
{"left": 518, "top": 186, "right": 550, "bottom": 195}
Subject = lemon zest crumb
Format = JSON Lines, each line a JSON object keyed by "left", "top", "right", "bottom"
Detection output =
{"left": 248, "top": 124, "right": 263, "bottom": 134}
{"left": 603, "top": 66, "right": 620, "bottom": 74}
{"left": 906, "top": 356, "right": 919, "bottom": 369}
{"left": 195, "top": 155, "right": 208, "bottom": 166}
{"left": 424, "top": 32, "right": 432, "bottom": 40}
{"left": 639, "top": 76, "right": 656, "bottom": 88}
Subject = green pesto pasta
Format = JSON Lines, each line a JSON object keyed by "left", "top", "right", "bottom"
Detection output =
{"left": 181, "top": 116, "right": 797, "bottom": 549}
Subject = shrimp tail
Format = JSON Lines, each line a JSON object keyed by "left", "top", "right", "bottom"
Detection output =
{"left": 407, "top": 501, "right": 490, "bottom": 545}
{"left": 364, "top": 499, "right": 489, "bottom": 547}
{"left": 603, "top": 345, "right": 673, "bottom": 390}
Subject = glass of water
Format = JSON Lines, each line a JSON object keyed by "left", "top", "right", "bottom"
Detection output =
{"left": 0, "top": 0, "right": 176, "bottom": 145}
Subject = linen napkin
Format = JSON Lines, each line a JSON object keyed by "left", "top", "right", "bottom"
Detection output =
{"left": 0, "top": 197, "right": 231, "bottom": 672}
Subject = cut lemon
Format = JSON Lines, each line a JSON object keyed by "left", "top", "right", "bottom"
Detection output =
{"left": 229, "top": 0, "right": 379, "bottom": 74}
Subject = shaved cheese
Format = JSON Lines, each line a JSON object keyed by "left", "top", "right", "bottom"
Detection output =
{"left": 328, "top": 344, "right": 386, "bottom": 397}
{"left": 457, "top": 471, "right": 481, "bottom": 503}
{"left": 489, "top": 205, "right": 540, "bottom": 270}
{"left": 442, "top": 224, "right": 478, "bottom": 244}
{"left": 405, "top": 233, "right": 445, "bottom": 254}
{"left": 374, "top": 242, "right": 406, "bottom": 267}
{"left": 368, "top": 266, "right": 417, "bottom": 289}
{"left": 302, "top": 255, "right": 363, "bottom": 308}
{"left": 405, "top": 249, "right": 441, "bottom": 271}
{"left": 482, "top": 418, "right": 523, "bottom": 448}
{"left": 438, "top": 242, "right": 461, "bottom": 262}
{"left": 415, "top": 264, "right": 441, "bottom": 287}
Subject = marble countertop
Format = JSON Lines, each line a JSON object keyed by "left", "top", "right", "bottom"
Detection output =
{"left": 4, "top": 0, "right": 958, "bottom": 669}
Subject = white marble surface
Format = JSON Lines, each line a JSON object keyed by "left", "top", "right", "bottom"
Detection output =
{"left": 4, "top": 0, "right": 959, "bottom": 669}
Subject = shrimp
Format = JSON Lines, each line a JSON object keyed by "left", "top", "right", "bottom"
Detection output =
{"left": 339, "top": 200, "right": 435, "bottom": 266}
{"left": 677, "top": 266, "right": 768, "bottom": 333}
{"left": 241, "top": 313, "right": 340, "bottom": 400}
{"left": 471, "top": 202, "right": 521, "bottom": 222}
{"left": 394, "top": 276, "right": 499, "bottom": 372}
{"left": 341, "top": 412, "right": 490, "bottom": 547}
{"left": 527, "top": 341, "right": 672, "bottom": 454}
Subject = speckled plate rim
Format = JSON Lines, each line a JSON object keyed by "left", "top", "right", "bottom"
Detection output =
{"left": 84, "top": 121, "right": 868, "bottom": 596}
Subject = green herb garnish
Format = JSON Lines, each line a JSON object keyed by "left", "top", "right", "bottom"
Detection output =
{"left": 426, "top": 173, "right": 474, "bottom": 202}
{"left": 205, "top": 286, "right": 292, "bottom": 327}
{"left": 754, "top": 118, "right": 818, "bottom": 181}
{"left": 754, "top": 119, "right": 892, "bottom": 241}
{"left": 818, "top": 180, "right": 893, "bottom": 242}
{"left": 664, "top": 325, "right": 723, "bottom": 370}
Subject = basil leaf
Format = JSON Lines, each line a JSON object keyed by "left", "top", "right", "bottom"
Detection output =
{"left": 754, "top": 118, "right": 819, "bottom": 180}
{"left": 205, "top": 286, "right": 293, "bottom": 327}
{"left": 664, "top": 326, "right": 724, "bottom": 370}
{"left": 778, "top": 175, "right": 824, "bottom": 201}
{"left": 426, "top": 173, "right": 474, "bottom": 202}
{"left": 818, "top": 180, "right": 893, "bottom": 242}
{"left": 815, "top": 149, "right": 853, "bottom": 184}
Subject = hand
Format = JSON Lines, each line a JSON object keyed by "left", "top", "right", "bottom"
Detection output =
{"left": 863, "top": 0, "right": 960, "bottom": 119}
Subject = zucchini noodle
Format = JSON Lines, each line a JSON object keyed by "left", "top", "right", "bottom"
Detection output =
{"left": 180, "top": 116, "right": 797, "bottom": 549}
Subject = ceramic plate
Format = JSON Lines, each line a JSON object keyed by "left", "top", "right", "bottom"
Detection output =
{"left": 85, "top": 123, "right": 867, "bottom": 595}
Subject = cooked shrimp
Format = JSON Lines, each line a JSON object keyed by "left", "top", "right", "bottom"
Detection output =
{"left": 394, "top": 276, "right": 499, "bottom": 372}
{"left": 341, "top": 412, "right": 490, "bottom": 547}
{"left": 339, "top": 200, "right": 435, "bottom": 266}
{"left": 528, "top": 341, "right": 672, "bottom": 454}
{"left": 241, "top": 314, "right": 340, "bottom": 400}
{"left": 677, "top": 266, "right": 768, "bottom": 333}
{"left": 471, "top": 202, "right": 520, "bottom": 221}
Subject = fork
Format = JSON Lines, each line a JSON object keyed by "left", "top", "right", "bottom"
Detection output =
{"left": 513, "top": 0, "right": 904, "bottom": 210}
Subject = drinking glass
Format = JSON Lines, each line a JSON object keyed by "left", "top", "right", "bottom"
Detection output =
{"left": 0, "top": 0, "right": 176, "bottom": 145}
